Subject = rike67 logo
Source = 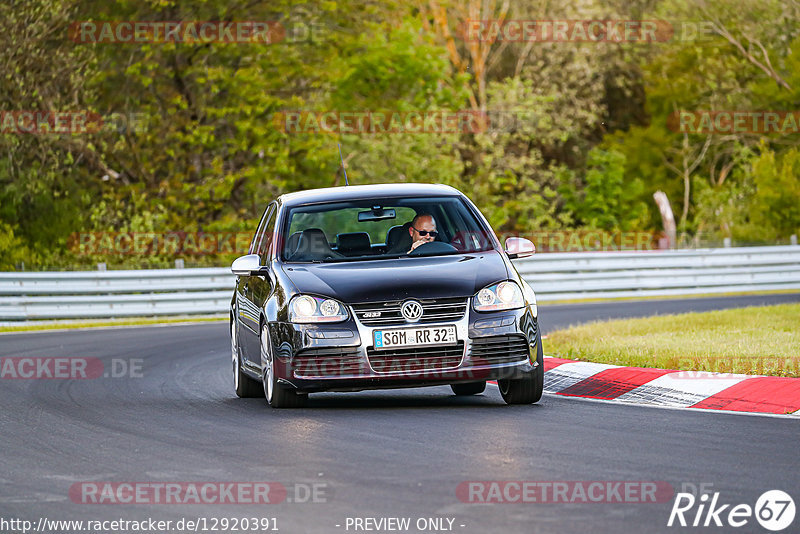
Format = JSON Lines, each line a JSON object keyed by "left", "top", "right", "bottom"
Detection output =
{"left": 668, "top": 489, "right": 795, "bottom": 531}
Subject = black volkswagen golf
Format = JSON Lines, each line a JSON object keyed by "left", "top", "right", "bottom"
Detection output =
{"left": 230, "top": 183, "right": 542, "bottom": 408}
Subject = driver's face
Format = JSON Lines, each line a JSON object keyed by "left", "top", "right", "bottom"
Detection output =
{"left": 410, "top": 215, "right": 437, "bottom": 243}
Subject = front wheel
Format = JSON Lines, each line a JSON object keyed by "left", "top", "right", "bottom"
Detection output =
{"left": 232, "top": 320, "right": 263, "bottom": 398}
{"left": 260, "top": 323, "right": 308, "bottom": 409}
{"left": 498, "top": 330, "right": 544, "bottom": 405}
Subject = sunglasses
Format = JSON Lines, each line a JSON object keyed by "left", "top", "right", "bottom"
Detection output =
{"left": 412, "top": 227, "right": 439, "bottom": 237}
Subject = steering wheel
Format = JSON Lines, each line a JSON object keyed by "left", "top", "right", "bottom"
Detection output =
{"left": 408, "top": 241, "right": 458, "bottom": 256}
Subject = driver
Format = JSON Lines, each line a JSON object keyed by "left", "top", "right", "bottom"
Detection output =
{"left": 408, "top": 213, "right": 438, "bottom": 253}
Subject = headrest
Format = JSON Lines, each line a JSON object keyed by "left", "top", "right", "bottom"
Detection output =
{"left": 386, "top": 225, "right": 404, "bottom": 246}
{"left": 387, "top": 222, "right": 413, "bottom": 249}
{"left": 295, "top": 228, "right": 332, "bottom": 256}
{"left": 336, "top": 232, "right": 371, "bottom": 254}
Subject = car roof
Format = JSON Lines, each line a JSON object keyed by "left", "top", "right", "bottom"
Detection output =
{"left": 278, "top": 183, "right": 462, "bottom": 207}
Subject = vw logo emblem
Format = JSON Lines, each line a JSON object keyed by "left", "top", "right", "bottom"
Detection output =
{"left": 400, "top": 300, "right": 423, "bottom": 322}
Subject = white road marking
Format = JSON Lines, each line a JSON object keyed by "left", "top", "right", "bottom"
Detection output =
{"left": 543, "top": 361, "right": 617, "bottom": 393}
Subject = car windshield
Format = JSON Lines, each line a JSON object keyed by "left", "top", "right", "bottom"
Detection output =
{"left": 281, "top": 196, "right": 494, "bottom": 262}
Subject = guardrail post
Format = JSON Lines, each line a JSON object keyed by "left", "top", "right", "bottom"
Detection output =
{"left": 792, "top": 234, "right": 798, "bottom": 246}
{"left": 175, "top": 259, "right": 185, "bottom": 269}
{"left": 723, "top": 238, "right": 731, "bottom": 248}
{"left": 97, "top": 263, "right": 107, "bottom": 271}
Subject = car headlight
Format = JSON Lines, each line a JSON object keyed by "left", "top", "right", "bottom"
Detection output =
{"left": 472, "top": 281, "right": 524, "bottom": 312}
{"left": 289, "top": 295, "right": 349, "bottom": 323}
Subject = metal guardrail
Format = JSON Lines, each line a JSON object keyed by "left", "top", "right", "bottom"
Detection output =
{"left": 1, "top": 245, "right": 799, "bottom": 320}
{"left": 0, "top": 269, "right": 232, "bottom": 320}
{"left": 515, "top": 245, "right": 800, "bottom": 301}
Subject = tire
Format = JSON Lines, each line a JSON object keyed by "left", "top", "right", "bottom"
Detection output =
{"left": 451, "top": 381, "right": 486, "bottom": 396}
{"left": 498, "top": 329, "right": 544, "bottom": 405}
{"left": 260, "top": 323, "right": 308, "bottom": 409}
{"left": 232, "top": 319, "right": 263, "bottom": 398}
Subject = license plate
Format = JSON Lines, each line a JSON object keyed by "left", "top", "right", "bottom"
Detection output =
{"left": 373, "top": 325, "right": 457, "bottom": 350}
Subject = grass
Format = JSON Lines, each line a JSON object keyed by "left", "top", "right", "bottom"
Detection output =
{"left": 540, "top": 288, "right": 800, "bottom": 305}
{"left": 545, "top": 303, "right": 800, "bottom": 377}
{"left": 0, "top": 315, "right": 226, "bottom": 333}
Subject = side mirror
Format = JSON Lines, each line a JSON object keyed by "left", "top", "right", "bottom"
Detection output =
{"left": 504, "top": 237, "right": 535, "bottom": 259}
{"left": 231, "top": 254, "right": 262, "bottom": 275}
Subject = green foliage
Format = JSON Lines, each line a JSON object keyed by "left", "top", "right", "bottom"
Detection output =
{"left": 563, "top": 148, "right": 647, "bottom": 231}
{"left": 331, "top": 18, "right": 465, "bottom": 111}
{"left": 750, "top": 147, "right": 800, "bottom": 238}
{"left": 0, "top": 0, "right": 99, "bottom": 267}
{"left": 1, "top": 0, "right": 799, "bottom": 270}
{"left": 0, "top": 222, "right": 35, "bottom": 270}
{"left": 694, "top": 145, "right": 800, "bottom": 243}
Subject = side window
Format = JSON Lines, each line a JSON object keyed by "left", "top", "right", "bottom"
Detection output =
{"left": 257, "top": 205, "right": 277, "bottom": 260}
{"left": 249, "top": 204, "right": 275, "bottom": 255}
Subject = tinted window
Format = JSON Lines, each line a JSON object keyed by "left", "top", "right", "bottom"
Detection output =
{"left": 256, "top": 205, "right": 277, "bottom": 260}
{"left": 250, "top": 204, "right": 275, "bottom": 258}
{"left": 288, "top": 206, "right": 417, "bottom": 242}
{"left": 281, "top": 196, "right": 493, "bottom": 262}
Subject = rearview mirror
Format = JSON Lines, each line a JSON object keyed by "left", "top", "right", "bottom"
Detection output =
{"left": 504, "top": 237, "right": 535, "bottom": 259}
{"left": 358, "top": 208, "right": 396, "bottom": 222}
{"left": 231, "top": 254, "right": 262, "bottom": 275}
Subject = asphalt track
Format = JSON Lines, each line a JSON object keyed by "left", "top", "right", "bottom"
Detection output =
{"left": 1, "top": 294, "right": 798, "bottom": 534}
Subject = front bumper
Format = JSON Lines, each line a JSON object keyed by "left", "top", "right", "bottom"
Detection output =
{"left": 267, "top": 304, "right": 539, "bottom": 393}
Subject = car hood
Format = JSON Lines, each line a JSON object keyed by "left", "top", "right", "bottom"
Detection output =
{"left": 281, "top": 251, "right": 509, "bottom": 303}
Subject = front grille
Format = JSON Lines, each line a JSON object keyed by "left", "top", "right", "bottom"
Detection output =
{"left": 367, "top": 342, "right": 465, "bottom": 373}
{"left": 293, "top": 347, "right": 367, "bottom": 377}
{"left": 469, "top": 335, "right": 530, "bottom": 365}
{"left": 352, "top": 297, "right": 468, "bottom": 326}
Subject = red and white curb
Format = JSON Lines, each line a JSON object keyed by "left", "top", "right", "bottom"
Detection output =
{"left": 540, "top": 356, "right": 800, "bottom": 416}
